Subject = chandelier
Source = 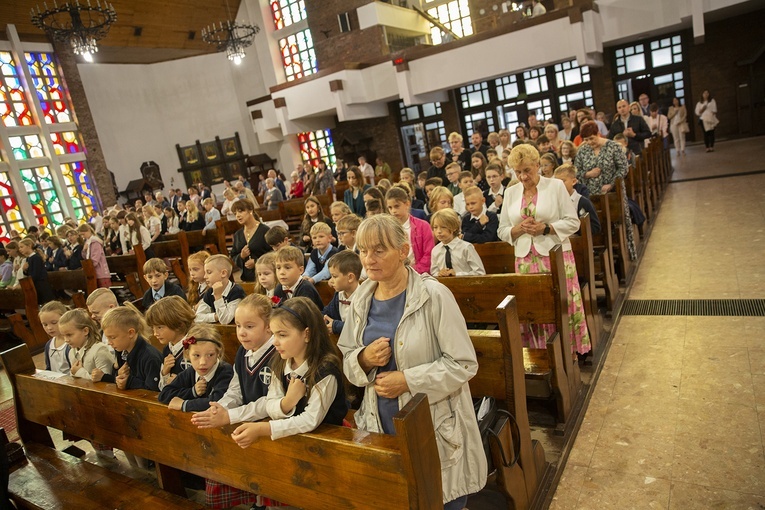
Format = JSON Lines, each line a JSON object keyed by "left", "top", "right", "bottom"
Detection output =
{"left": 202, "top": 20, "right": 259, "bottom": 65}
{"left": 30, "top": 0, "right": 117, "bottom": 62}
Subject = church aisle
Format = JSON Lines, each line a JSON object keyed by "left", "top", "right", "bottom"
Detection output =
{"left": 550, "top": 141, "right": 765, "bottom": 509}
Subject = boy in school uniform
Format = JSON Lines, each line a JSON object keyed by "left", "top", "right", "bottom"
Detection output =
{"left": 141, "top": 258, "right": 186, "bottom": 310}
{"left": 86, "top": 287, "right": 118, "bottom": 351}
{"left": 99, "top": 308, "right": 162, "bottom": 391}
{"left": 263, "top": 226, "right": 296, "bottom": 252}
{"left": 483, "top": 163, "right": 506, "bottom": 215}
{"left": 302, "top": 222, "right": 339, "bottom": 284}
{"left": 335, "top": 214, "right": 361, "bottom": 253}
{"left": 195, "top": 254, "right": 246, "bottom": 324}
{"left": 322, "top": 250, "right": 362, "bottom": 335}
{"left": 462, "top": 186, "right": 499, "bottom": 244}
{"left": 453, "top": 171, "right": 475, "bottom": 216}
{"left": 553, "top": 164, "right": 602, "bottom": 235}
{"left": 18, "top": 238, "right": 55, "bottom": 304}
{"left": 430, "top": 209, "right": 486, "bottom": 277}
{"left": 272, "top": 246, "right": 324, "bottom": 310}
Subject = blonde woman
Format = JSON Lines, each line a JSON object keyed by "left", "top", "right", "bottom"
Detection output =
{"left": 544, "top": 123, "right": 562, "bottom": 154}
{"left": 447, "top": 132, "right": 471, "bottom": 170}
{"left": 142, "top": 204, "right": 161, "bottom": 242}
{"left": 184, "top": 200, "right": 205, "bottom": 231}
{"left": 220, "top": 188, "right": 238, "bottom": 220}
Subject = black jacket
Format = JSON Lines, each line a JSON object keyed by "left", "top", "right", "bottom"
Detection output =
{"left": 608, "top": 115, "right": 651, "bottom": 155}
{"left": 158, "top": 361, "right": 234, "bottom": 412}
{"left": 102, "top": 336, "right": 162, "bottom": 391}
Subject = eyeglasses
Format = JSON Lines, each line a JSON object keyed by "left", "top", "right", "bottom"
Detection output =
{"left": 336, "top": 231, "right": 349, "bottom": 236}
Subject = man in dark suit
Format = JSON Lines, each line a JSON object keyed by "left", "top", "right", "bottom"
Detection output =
{"left": 608, "top": 100, "right": 651, "bottom": 155}
{"left": 469, "top": 132, "right": 489, "bottom": 156}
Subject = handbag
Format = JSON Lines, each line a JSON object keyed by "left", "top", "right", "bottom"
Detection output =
{"left": 473, "top": 397, "right": 521, "bottom": 474}
{"left": 680, "top": 122, "right": 689, "bottom": 134}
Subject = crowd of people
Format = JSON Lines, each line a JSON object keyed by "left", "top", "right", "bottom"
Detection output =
{"left": 0, "top": 94, "right": 697, "bottom": 510}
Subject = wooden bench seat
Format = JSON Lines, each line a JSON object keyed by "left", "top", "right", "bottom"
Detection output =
{"left": 46, "top": 258, "right": 98, "bottom": 301}
{"left": 105, "top": 253, "right": 144, "bottom": 298}
{"left": 8, "top": 443, "right": 204, "bottom": 510}
{"left": 1, "top": 344, "right": 443, "bottom": 510}
{"left": 0, "top": 278, "right": 46, "bottom": 353}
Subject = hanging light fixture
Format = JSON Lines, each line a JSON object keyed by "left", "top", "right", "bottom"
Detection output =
{"left": 30, "top": 0, "right": 117, "bottom": 62}
{"left": 202, "top": 20, "right": 259, "bottom": 65}
{"left": 202, "top": 0, "right": 258, "bottom": 65}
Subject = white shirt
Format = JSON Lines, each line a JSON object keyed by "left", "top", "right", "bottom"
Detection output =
{"left": 430, "top": 237, "right": 486, "bottom": 276}
{"left": 337, "top": 290, "right": 353, "bottom": 321}
{"left": 265, "top": 359, "right": 339, "bottom": 440}
{"left": 48, "top": 338, "right": 69, "bottom": 374}
{"left": 532, "top": 2, "right": 546, "bottom": 16}
{"left": 402, "top": 218, "right": 414, "bottom": 263}
{"left": 158, "top": 340, "right": 187, "bottom": 390}
{"left": 453, "top": 193, "right": 466, "bottom": 216}
{"left": 218, "top": 337, "right": 275, "bottom": 424}
{"left": 486, "top": 185, "right": 505, "bottom": 214}
{"left": 360, "top": 163, "right": 374, "bottom": 183}
{"left": 195, "top": 280, "right": 242, "bottom": 325}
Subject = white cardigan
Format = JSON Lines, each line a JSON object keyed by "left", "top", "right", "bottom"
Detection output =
{"left": 497, "top": 176, "right": 579, "bottom": 257}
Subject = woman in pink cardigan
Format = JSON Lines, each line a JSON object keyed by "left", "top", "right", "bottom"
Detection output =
{"left": 77, "top": 223, "right": 111, "bottom": 288}
{"left": 384, "top": 187, "right": 434, "bottom": 274}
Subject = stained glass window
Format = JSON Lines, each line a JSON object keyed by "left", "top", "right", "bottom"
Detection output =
{"left": 0, "top": 170, "right": 26, "bottom": 243}
{"left": 427, "top": 0, "right": 473, "bottom": 45}
{"left": 271, "top": 0, "right": 307, "bottom": 30}
{"left": 60, "top": 161, "right": 96, "bottom": 220}
{"left": 24, "top": 52, "right": 72, "bottom": 124}
{"left": 21, "top": 166, "right": 65, "bottom": 227}
{"left": 50, "top": 131, "right": 81, "bottom": 155}
{"left": 9, "top": 134, "right": 45, "bottom": 160}
{"left": 298, "top": 129, "right": 336, "bottom": 169}
{"left": 280, "top": 29, "right": 317, "bottom": 82}
{"left": 0, "top": 51, "right": 33, "bottom": 127}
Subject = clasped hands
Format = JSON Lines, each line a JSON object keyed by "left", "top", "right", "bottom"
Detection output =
{"left": 361, "top": 338, "right": 409, "bottom": 399}
{"left": 515, "top": 217, "right": 547, "bottom": 237}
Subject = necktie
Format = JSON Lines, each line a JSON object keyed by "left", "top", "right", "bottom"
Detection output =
{"left": 285, "top": 289, "right": 293, "bottom": 295}
{"left": 154, "top": 292, "right": 161, "bottom": 301}
{"left": 339, "top": 299, "right": 351, "bottom": 305}
{"left": 445, "top": 246, "right": 453, "bottom": 270}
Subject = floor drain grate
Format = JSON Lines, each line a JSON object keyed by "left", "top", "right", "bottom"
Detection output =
{"left": 622, "top": 299, "right": 765, "bottom": 316}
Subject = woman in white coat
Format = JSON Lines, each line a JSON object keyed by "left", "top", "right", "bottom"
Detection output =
{"left": 337, "top": 214, "right": 487, "bottom": 509}
{"left": 695, "top": 90, "right": 719, "bottom": 152}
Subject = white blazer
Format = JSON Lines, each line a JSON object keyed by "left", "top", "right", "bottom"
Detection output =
{"left": 497, "top": 176, "right": 579, "bottom": 257}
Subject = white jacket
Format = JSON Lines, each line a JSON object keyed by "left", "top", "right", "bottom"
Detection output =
{"left": 497, "top": 176, "right": 579, "bottom": 257}
{"left": 338, "top": 268, "right": 487, "bottom": 503}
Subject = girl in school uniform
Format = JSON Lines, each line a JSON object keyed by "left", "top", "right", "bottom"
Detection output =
{"left": 255, "top": 252, "right": 277, "bottom": 298}
{"left": 145, "top": 296, "right": 196, "bottom": 390}
{"left": 44, "top": 236, "right": 67, "bottom": 271}
{"left": 18, "top": 238, "right": 55, "bottom": 303}
{"left": 230, "top": 296, "right": 348, "bottom": 446}
{"left": 124, "top": 212, "right": 155, "bottom": 259}
{"left": 299, "top": 196, "right": 335, "bottom": 252}
{"left": 186, "top": 251, "right": 211, "bottom": 312}
{"left": 58, "top": 309, "right": 115, "bottom": 380}
{"left": 77, "top": 224, "right": 111, "bottom": 288}
{"left": 157, "top": 325, "right": 234, "bottom": 412}
{"left": 39, "top": 301, "right": 71, "bottom": 374}
{"left": 190, "top": 294, "right": 278, "bottom": 509}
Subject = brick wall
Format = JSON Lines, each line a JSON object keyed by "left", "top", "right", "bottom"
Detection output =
{"left": 331, "top": 103, "right": 405, "bottom": 172}
{"left": 590, "top": 58, "right": 616, "bottom": 120}
{"left": 306, "top": 0, "right": 387, "bottom": 67}
{"left": 687, "top": 8, "right": 765, "bottom": 140}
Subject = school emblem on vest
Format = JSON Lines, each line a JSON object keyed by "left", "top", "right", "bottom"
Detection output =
{"left": 259, "top": 366, "right": 272, "bottom": 385}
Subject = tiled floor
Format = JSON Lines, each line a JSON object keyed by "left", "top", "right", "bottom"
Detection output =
{"left": 550, "top": 137, "right": 765, "bottom": 509}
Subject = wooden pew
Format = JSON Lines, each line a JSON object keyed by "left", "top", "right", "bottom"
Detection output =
{"left": 165, "top": 230, "right": 219, "bottom": 256}
{"left": 46, "top": 259, "right": 98, "bottom": 299}
{"left": 588, "top": 193, "right": 618, "bottom": 311}
{"left": 105, "top": 253, "right": 145, "bottom": 299}
{"left": 592, "top": 181, "right": 631, "bottom": 283}
{"left": 1, "top": 343, "right": 443, "bottom": 510}
{"left": 438, "top": 246, "right": 581, "bottom": 428}
{"left": 569, "top": 215, "right": 601, "bottom": 347}
{"left": 214, "top": 218, "right": 242, "bottom": 255}
{"left": 278, "top": 193, "right": 333, "bottom": 233}
{"left": 473, "top": 241, "right": 515, "bottom": 274}
{"left": 135, "top": 241, "right": 189, "bottom": 289}
{"left": 0, "top": 278, "right": 47, "bottom": 354}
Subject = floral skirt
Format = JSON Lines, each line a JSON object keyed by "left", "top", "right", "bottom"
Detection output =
{"left": 515, "top": 246, "right": 591, "bottom": 354}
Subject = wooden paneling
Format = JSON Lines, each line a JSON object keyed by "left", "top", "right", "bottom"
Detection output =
{"left": 2, "top": 0, "right": 242, "bottom": 64}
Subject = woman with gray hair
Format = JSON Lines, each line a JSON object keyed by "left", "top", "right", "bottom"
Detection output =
{"left": 337, "top": 214, "right": 487, "bottom": 509}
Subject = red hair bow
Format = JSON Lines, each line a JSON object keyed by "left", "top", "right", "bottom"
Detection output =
{"left": 182, "top": 336, "right": 197, "bottom": 350}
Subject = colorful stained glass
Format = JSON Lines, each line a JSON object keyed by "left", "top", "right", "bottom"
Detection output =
{"left": 8, "top": 134, "right": 45, "bottom": 160}
{"left": 50, "top": 131, "right": 81, "bottom": 155}
{"left": 279, "top": 29, "right": 317, "bottom": 82}
{"left": 25, "top": 52, "right": 72, "bottom": 124}
{"left": 0, "top": 170, "right": 27, "bottom": 243}
{"left": 21, "top": 166, "right": 65, "bottom": 227}
{"left": 298, "top": 129, "right": 336, "bottom": 169}
{"left": 0, "top": 51, "right": 33, "bottom": 127}
{"left": 60, "top": 161, "right": 95, "bottom": 220}
{"left": 271, "top": 0, "right": 307, "bottom": 30}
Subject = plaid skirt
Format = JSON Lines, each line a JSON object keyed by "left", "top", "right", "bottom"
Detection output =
{"left": 205, "top": 480, "right": 285, "bottom": 508}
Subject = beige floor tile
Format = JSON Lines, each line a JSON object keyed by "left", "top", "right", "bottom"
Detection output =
{"left": 749, "top": 349, "right": 765, "bottom": 375}
{"left": 620, "top": 342, "right": 684, "bottom": 371}
{"left": 671, "top": 436, "right": 765, "bottom": 495}
{"left": 682, "top": 345, "right": 751, "bottom": 373}
{"left": 589, "top": 428, "right": 675, "bottom": 479}
{"left": 612, "top": 365, "right": 681, "bottom": 399}
{"left": 590, "top": 371, "right": 617, "bottom": 406}
{"left": 611, "top": 316, "right": 686, "bottom": 346}
{"left": 601, "top": 343, "right": 626, "bottom": 373}
{"left": 679, "top": 369, "right": 755, "bottom": 406}
{"left": 669, "top": 481, "right": 765, "bottom": 510}
{"left": 602, "top": 393, "right": 679, "bottom": 436}
{"left": 576, "top": 468, "right": 671, "bottom": 510}
{"left": 675, "top": 398, "right": 761, "bottom": 450}
{"left": 549, "top": 465, "right": 587, "bottom": 510}
{"left": 754, "top": 374, "right": 765, "bottom": 406}
{"left": 685, "top": 317, "right": 765, "bottom": 349}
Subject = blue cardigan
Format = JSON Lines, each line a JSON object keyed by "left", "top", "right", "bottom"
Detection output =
{"left": 343, "top": 184, "right": 371, "bottom": 217}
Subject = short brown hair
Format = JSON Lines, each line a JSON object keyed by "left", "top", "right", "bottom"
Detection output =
{"left": 275, "top": 245, "right": 304, "bottom": 266}
{"left": 230, "top": 199, "right": 256, "bottom": 213}
{"left": 336, "top": 214, "right": 361, "bottom": 232}
{"left": 205, "top": 254, "right": 234, "bottom": 275}
{"left": 264, "top": 226, "right": 290, "bottom": 246}
{"left": 424, "top": 177, "right": 443, "bottom": 188}
{"left": 579, "top": 121, "right": 600, "bottom": 139}
{"left": 385, "top": 187, "right": 410, "bottom": 204}
{"left": 429, "top": 146, "right": 444, "bottom": 159}
{"left": 327, "top": 250, "right": 362, "bottom": 279}
{"left": 143, "top": 257, "right": 169, "bottom": 275}
{"left": 145, "top": 295, "right": 195, "bottom": 332}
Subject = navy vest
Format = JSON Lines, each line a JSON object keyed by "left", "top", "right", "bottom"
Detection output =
{"left": 281, "top": 363, "right": 347, "bottom": 426}
{"left": 234, "top": 345, "right": 277, "bottom": 404}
